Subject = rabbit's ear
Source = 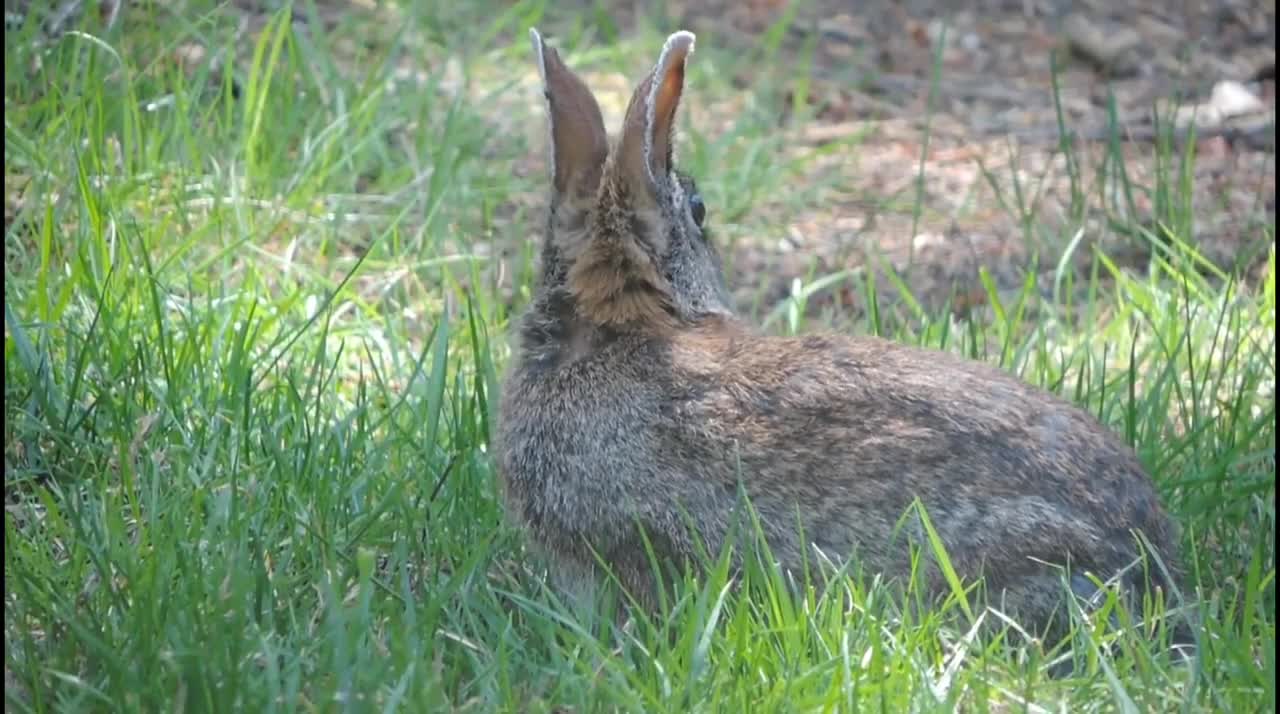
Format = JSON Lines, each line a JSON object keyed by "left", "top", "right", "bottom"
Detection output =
{"left": 617, "top": 31, "right": 695, "bottom": 189}
{"left": 531, "top": 29, "right": 609, "bottom": 198}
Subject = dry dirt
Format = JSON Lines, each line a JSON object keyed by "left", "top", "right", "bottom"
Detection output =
{"left": 654, "top": 0, "right": 1276, "bottom": 318}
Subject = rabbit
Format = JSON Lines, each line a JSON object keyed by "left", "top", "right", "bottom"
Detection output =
{"left": 497, "top": 28, "right": 1194, "bottom": 649}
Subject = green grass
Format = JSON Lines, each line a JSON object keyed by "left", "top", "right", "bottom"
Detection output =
{"left": 5, "top": 2, "right": 1275, "bottom": 712}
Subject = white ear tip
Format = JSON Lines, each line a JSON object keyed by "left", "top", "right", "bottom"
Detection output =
{"left": 665, "top": 30, "right": 696, "bottom": 55}
{"left": 653, "top": 31, "right": 695, "bottom": 75}
{"left": 530, "top": 28, "right": 548, "bottom": 84}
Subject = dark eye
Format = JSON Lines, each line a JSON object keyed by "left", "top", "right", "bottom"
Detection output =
{"left": 689, "top": 192, "right": 706, "bottom": 228}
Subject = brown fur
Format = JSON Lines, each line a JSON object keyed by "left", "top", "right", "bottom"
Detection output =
{"left": 565, "top": 177, "right": 675, "bottom": 329}
{"left": 499, "top": 30, "right": 1192, "bottom": 646}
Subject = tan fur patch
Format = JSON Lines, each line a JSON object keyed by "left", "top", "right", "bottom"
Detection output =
{"left": 567, "top": 238, "right": 673, "bottom": 328}
{"left": 563, "top": 170, "right": 675, "bottom": 330}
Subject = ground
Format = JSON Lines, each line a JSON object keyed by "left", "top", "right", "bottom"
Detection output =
{"left": 4, "top": 1, "right": 1276, "bottom": 712}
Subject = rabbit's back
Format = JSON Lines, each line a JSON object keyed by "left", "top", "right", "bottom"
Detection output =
{"left": 499, "top": 319, "right": 1181, "bottom": 617}
{"left": 664, "top": 325, "right": 1178, "bottom": 574}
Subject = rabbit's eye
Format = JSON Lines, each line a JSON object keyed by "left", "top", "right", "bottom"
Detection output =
{"left": 689, "top": 192, "right": 706, "bottom": 228}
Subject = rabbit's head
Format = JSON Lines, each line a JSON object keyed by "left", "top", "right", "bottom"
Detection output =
{"left": 529, "top": 29, "right": 731, "bottom": 330}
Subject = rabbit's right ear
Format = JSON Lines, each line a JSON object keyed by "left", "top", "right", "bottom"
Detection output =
{"left": 531, "top": 29, "right": 609, "bottom": 199}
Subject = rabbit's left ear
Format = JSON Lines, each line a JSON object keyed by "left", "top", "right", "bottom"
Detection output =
{"left": 617, "top": 31, "right": 695, "bottom": 189}
{"left": 531, "top": 28, "right": 609, "bottom": 199}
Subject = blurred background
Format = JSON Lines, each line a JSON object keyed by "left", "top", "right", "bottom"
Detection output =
{"left": 9, "top": 0, "right": 1274, "bottom": 324}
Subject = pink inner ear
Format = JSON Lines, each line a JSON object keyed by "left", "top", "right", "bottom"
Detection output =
{"left": 646, "top": 32, "right": 694, "bottom": 179}
{"left": 650, "top": 58, "right": 685, "bottom": 166}
{"left": 615, "top": 32, "right": 696, "bottom": 187}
